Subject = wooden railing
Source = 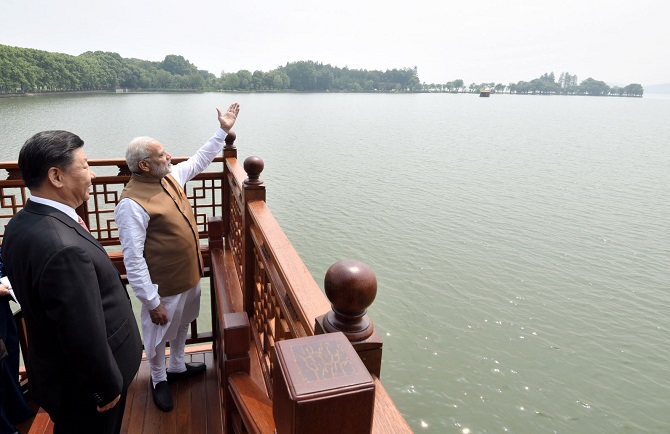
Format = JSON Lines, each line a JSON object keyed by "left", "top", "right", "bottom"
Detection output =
{"left": 210, "top": 137, "right": 412, "bottom": 433}
{"left": 1, "top": 131, "right": 412, "bottom": 433}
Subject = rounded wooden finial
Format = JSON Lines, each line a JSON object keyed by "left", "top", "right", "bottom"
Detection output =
{"left": 243, "top": 156, "right": 264, "bottom": 185}
{"left": 322, "top": 259, "right": 377, "bottom": 341}
{"left": 224, "top": 130, "right": 237, "bottom": 150}
{"left": 325, "top": 259, "right": 377, "bottom": 312}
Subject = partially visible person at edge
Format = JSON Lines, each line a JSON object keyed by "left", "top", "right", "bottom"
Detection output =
{"left": 114, "top": 101, "right": 240, "bottom": 412}
{"left": 2, "top": 131, "right": 143, "bottom": 434}
{"left": 0, "top": 246, "right": 33, "bottom": 434}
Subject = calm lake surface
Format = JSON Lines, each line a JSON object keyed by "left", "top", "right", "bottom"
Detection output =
{"left": 1, "top": 92, "right": 669, "bottom": 433}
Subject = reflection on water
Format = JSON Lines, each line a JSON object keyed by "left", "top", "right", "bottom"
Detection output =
{"left": 2, "top": 92, "right": 669, "bottom": 433}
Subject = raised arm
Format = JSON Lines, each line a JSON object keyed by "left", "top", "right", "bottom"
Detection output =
{"left": 172, "top": 101, "right": 241, "bottom": 185}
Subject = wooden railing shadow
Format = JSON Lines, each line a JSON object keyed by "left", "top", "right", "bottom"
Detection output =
{"left": 2, "top": 131, "right": 412, "bottom": 434}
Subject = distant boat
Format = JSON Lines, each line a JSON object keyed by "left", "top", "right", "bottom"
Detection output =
{"left": 480, "top": 89, "right": 491, "bottom": 97}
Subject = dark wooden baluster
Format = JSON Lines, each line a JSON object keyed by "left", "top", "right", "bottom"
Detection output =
{"left": 315, "top": 260, "right": 384, "bottom": 377}
{"left": 222, "top": 130, "right": 237, "bottom": 242}
{"left": 242, "top": 156, "right": 265, "bottom": 316}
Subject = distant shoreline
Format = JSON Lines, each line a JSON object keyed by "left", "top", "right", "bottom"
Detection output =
{"left": 0, "top": 89, "right": 649, "bottom": 98}
{"left": 0, "top": 90, "right": 116, "bottom": 98}
{"left": 0, "top": 89, "right": 205, "bottom": 99}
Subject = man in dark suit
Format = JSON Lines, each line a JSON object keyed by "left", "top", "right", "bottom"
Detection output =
{"left": 0, "top": 246, "right": 33, "bottom": 434}
{"left": 2, "top": 130, "right": 143, "bottom": 434}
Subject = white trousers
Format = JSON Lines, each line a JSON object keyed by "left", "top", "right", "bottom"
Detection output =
{"left": 142, "top": 283, "right": 201, "bottom": 383}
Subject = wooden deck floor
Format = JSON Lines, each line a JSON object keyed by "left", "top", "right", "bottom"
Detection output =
{"left": 122, "top": 347, "right": 223, "bottom": 434}
{"left": 19, "top": 346, "right": 223, "bottom": 434}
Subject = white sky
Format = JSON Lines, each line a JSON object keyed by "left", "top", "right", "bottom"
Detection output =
{"left": 2, "top": 0, "right": 668, "bottom": 86}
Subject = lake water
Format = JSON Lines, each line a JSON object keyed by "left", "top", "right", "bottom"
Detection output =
{"left": 1, "top": 92, "right": 669, "bottom": 433}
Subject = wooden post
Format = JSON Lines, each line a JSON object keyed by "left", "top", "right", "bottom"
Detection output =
{"left": 222, "top": 130, "right": 237, "bottom": 240}
{"left": 242, "top": 156, "right": 265, "bottom": 317}
{"left": 315, "top": 260, "right": 384, "bottom": 377}
{"left": 208, "top": 217, "right": 223, "bottom": 359}
{"left": 222, "top": 312, "right": 251, "bottom": 434}
{"left": 273, "top": 332, "right": 375, "bottom": 434}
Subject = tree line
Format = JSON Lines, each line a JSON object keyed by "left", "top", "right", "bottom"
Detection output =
{"left": 0, "top": 45, "right": 420, "bottom": 93}
{"left": 0, "top": 44, "right": 643, "bottom": 96}
{"left": 0, "top": 45, "right": 212, "bottom": 92}
{"left": 425, "top": 72, "right": 643, "bottom": 96}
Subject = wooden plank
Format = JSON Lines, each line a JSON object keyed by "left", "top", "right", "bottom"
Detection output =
{"left": 26, "top": 408, "right": 50, "bottom": 434}
{"left": 120, "top": 366, "right": 139, "bottom": 434}
{"left": 223, "top": 250, "right": 244, "bottom": 312}
{"left": 117, "top": 347, "right": 226, "bottom": 434}
{"left": 126, "top": 359, "right": 150, "bottom": 433}
{"left": 372, "top": 377, "right": 413, "bottom": 434}
{"left": 175, "top": 360, "right": 192, "bottom": 434}
{"left": 189, "top": 352, "right": 207, "bottom": 434}
{"left": 204, "top": 351, "right": 224, "bottom": 434}
{"left": 211, "top": 248, "right": 237, "bottom": 315}
{"left": 228, "top": 373, "right": 275, "bottom": 434}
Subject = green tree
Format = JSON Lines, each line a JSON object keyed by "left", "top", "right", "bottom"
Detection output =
{"left": 160, "top": 55, "right": 197, "bottom": 75}
{"left": 252, "top": 70, "right": 265, "bottom": 90}
{"left": 623, "top": 83, "right": 643, "bottom": 96}
{"left": 236, "top": 70, "right": 252, "bottom": 90}
{"left": 579, "top": 77, "right": 610, "bottom": 96}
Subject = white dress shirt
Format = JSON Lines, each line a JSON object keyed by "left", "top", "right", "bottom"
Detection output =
{"left": 29, "top": 195, "right": 80, "bottom": 223}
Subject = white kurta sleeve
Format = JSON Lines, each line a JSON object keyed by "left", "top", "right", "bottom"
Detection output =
{"left": 114, "top": 197, "right": 161, "bottom": 311}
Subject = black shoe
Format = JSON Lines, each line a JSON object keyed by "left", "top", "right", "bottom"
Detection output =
{"left": 166, "top": 362, "right": 206, "bottom": 383}
{"left": 151, "top": 380, "right": 173, "bottom": 412}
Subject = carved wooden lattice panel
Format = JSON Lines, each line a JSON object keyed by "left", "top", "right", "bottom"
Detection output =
{"left": 0, "top": 184, "right": 29, "bottom": 244}
{"left": 229, "top": 194, "right": 244, "bottom": 290}
{"left": 253, "top": 247, "right": 275, "bottom": 381}
{"left": 190, "top": 178, "right": 223, "bottom": 239}
{"left": 85, "top": 179, "right": 128, "bottom": 246}
{"left": 249, "top": 227, "right": 306, "bottom": 394}
{"left": 77, "top": 177, "right": 221, "bottom": 247}
{"left": 1, "top": 167, "right": 224, "bottom": 248}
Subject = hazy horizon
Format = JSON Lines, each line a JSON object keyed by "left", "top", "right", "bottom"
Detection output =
{"left": 2, "top": 0, "right": 668, "bottom": 87}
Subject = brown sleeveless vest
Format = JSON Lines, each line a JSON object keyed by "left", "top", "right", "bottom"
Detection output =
{"left": 119, "top": 173, "right": 203, "bottom": 297}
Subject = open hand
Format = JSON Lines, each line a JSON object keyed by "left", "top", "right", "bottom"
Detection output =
{"left": 217, "top": 102, "right": 240, "bottom": 132}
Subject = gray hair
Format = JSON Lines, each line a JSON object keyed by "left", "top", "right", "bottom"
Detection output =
{"left": 126, "top": 136, "right": 156, "bottom": 173}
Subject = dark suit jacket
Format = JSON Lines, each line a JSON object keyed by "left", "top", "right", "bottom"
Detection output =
{"left": 2, "top": 200, "right": 142, "bottom": 419}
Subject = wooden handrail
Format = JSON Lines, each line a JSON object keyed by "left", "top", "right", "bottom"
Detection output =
{"left": 210, "top": 152, "right": 412, "bottom": 432}
{"left": 228, "top": 372, "right": 275, "bottom": 434}
{"left": 372, "top": 377, "right": 413, "bottom": 433}
{"left": 247, "top": 200, "right": 331, "bottom": 334}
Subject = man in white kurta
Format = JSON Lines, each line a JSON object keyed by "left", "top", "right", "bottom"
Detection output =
{"left": 114, "top": 102, "right": 239, "bottom": 412}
